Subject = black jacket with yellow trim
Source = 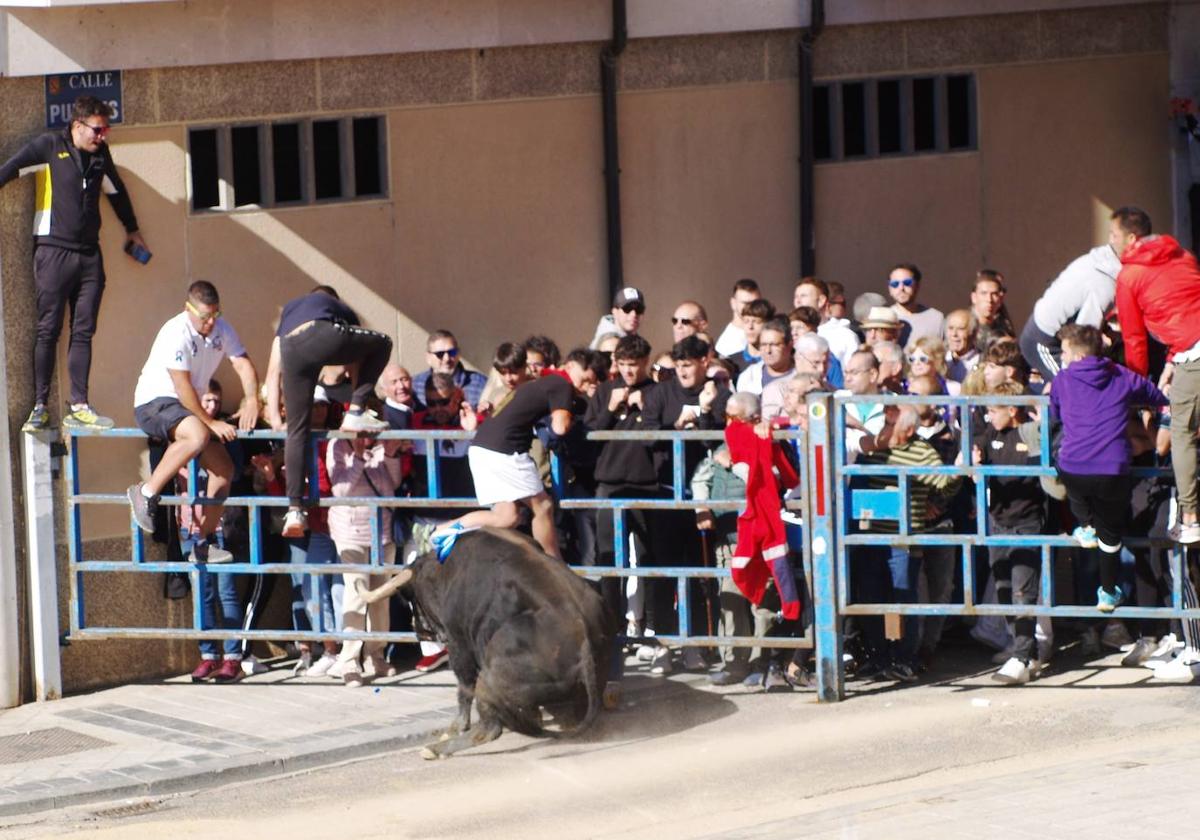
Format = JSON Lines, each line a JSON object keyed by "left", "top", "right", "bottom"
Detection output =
{"left": 0, "top": 129, "right": 138, "bottom": 251}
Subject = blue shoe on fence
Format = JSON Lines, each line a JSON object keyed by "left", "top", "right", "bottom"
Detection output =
{"left": 1072, "top": 525, "right": 1098, "bottom": 549}
{"left": 1096, "top": 585, "right": 1123, "bottom": 613}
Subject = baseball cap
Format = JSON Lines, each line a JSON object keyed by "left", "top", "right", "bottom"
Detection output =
{"left": 613, "top": 287, "right": 646, "bottom": 310}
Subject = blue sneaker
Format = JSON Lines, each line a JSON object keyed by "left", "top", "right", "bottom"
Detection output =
{"left": 430, "top": 522, "right": 465, "bottom": 562}
{"left": 1097, "top": 585, "right": 1123, "bottom": 613}
{"left": 1072, "top": 525, "right": 1098, "bottom": 549}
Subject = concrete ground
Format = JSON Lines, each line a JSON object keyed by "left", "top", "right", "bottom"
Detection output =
{"left": 1, "top": 637, "right": 1199, "bottom": 839}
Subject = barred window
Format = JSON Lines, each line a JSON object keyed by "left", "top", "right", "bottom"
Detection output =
{"left": 813, "top": 74, "right": 976, "bottom": 163}
{"left": 187, "top": 115, "right": 387, "bottom": 212}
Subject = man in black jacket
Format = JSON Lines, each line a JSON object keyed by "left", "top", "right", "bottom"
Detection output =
{"left": 583, "top": 334, "right": 657, "bottom": 700}
{"left": 639, "top": 336, "right": 730, "bottom": 674}
{"left": 0, "top": 95, "right": 148, "bottom": 432}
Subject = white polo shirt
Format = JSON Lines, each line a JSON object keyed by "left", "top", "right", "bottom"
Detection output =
{"left": 134, "top": 311, "right": 246, "bottom": 408}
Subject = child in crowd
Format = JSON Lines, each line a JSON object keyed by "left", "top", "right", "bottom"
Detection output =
{"left": 326, "top": 433, "right": 405, "bottom": 686}
{"left": 1050, "top": 324, "right": 1167, "bottom": 611}
{"left": 974, "top": 380, "right": 1047, "bottom": 685}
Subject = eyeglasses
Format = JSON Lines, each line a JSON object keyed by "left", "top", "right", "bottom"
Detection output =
{"left": 621, "top": 304, "right": 645, "bottom": 315}
{"left": 79, "top": 121, "right": 110, "bottom": 138}
{"left": 431, "top": 348, "right": 459, "bottom": 360}
{"left": 671, "top": 317, "right": 695, "bottom": 326}
{"left": 907, "top": 353, "right": 931, "bottom": 365}
{"left": 185, "top": 300, "right": 220, "bottom": 322}
{"left": 889, "top": 278, "right": 915, "bottom": 289}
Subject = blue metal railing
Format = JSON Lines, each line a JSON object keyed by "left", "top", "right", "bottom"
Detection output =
{"left": 807, "top": 392, "right": 1196, "bottom": 701}
{"left": 61, "top": 426, "right": 812, "bottom": 652}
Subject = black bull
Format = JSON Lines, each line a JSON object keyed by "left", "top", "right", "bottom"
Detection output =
{"left": 364, "top": 527, "right": 615, "bottom": 759}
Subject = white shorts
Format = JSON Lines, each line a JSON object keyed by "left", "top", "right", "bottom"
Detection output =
{"left": 468, "top": 446, "right": 545, "bottom": 506}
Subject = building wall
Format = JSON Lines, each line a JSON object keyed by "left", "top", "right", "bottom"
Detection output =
{"left": 0, "top": 3, "right": 1173, "bottom": 693}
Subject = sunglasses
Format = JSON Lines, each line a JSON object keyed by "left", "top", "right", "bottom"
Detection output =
{"left": 79, "top": 121, "right": 110, "bottom": 138}
{"left": 889, "top": 278, "right": 915, "bottom": 289}
{"left": 621, "top": 304, "right": 645, "bottom": 315}
{"left": 431, "top": 348, "right": 459, "bottom": 360}
{"left": 907, "top": 353, "right": 931, "bottom": 365}
{"left": 185, "top": 300, "right": 221, "bottom": 322}
{"left": 671, "top": 317, "right": 695, "bottom": 326}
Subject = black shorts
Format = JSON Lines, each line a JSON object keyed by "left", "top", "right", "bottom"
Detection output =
{"left": 135, "top": 397, "right": 194, "bottom": 442}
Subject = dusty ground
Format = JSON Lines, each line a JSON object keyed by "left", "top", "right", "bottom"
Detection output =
{"left": 4, "top": 644, "right": 1199, "bottom": 839}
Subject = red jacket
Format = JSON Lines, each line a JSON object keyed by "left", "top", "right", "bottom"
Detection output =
{"left": 1116, "top": 235, "right": 1200, "bottom": 376}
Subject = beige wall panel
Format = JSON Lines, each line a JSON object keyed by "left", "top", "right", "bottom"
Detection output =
{"left": 619, "top": 83, "right": 800, "bottom": 352}
{"left": 813, "top": 154, "right": 983, "bottom": 317}
{"left": 186, "top": 202, "right": 400, "bottom": 374}
{"left": 978, "top": 53, "right": 1171, "bottom": 325}
{"left": 390, "top": 97, "right": 606, "bottom": 369}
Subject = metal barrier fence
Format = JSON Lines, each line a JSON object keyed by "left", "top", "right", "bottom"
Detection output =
{"left": 24, "top": 392, "right": 1196, "bottom": 704}
{"left": 24, "top": 425, "right": 812, "bottom": 700}
{"left": 807, "top": 392, "right": 1197, "bottom": 702}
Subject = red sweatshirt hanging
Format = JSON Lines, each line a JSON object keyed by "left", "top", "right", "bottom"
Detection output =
{"left": 724, "top": 418, "right": 801, "bottom": 620}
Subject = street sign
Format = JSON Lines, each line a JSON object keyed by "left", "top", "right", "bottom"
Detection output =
{"left": 44, "top": 70, "right": 123, "bottom": 130}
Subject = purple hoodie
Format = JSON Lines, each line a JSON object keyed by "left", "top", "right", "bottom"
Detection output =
{"left": 1050, "top": 356, "right": 1166, "bottom": 475}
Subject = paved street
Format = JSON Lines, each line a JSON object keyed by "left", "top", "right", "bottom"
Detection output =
{"left": 1, "top": 641, "right": 1199, "bottom": 839}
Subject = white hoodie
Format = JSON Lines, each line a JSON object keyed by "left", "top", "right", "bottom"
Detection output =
{"left": 1032, "top": 245, "right": 1122, "bottom": 335}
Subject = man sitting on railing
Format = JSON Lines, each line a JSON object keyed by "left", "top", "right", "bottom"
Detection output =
{"left": 127, "top": 280, "right": 260, "bottom": 563}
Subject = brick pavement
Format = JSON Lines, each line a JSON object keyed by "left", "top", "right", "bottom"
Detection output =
{"left": 0, "top": 662, "right": 460, "bottom": 816}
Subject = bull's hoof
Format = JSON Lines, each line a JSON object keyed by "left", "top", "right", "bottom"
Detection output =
{"left": 420, "top": 746, "right": 441, "bottom": 761}
{"left": 438, "top": 731, "right": 452, "bottom": 742}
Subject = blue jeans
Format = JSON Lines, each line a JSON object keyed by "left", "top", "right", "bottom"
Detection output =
{"left": 288, "top": 531, "right": 343, "bottom": 634}
{"left": 188, "top": 535, "right": 243, "bottom": 659}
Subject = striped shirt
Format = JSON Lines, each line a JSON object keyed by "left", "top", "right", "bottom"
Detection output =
{"left": 859, "top": 438, "right": 961, "bottom": 533}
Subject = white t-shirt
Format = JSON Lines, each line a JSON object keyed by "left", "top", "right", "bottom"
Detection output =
{"left": 134, "top": 312, "right": 247, "bottom": 407}
{"left": 817, "top": 319, "right": 860, "bottom": 368}
{"left": 714, "top": 322, "right": 747, "bottom": 357}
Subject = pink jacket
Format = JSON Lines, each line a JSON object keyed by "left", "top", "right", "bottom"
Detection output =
{"left": 326, "top": 439, "right": 403, "bottom": 548}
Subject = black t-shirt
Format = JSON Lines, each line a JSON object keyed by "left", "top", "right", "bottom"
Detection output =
{"left": 979, "top": 424, "right": 1044, "bottom": 528}
{"left": 472, "top": 375, "right": 573, "bottom": 455}
{"left": 276, "top": 292, "right": 360, "bottom": 337}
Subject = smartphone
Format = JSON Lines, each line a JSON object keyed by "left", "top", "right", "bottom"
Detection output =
{"left": 124, "top": 240, "right": 152, "bottom": 264}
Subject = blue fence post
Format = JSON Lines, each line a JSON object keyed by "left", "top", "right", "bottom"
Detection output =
{"left": 806, "top": 393, "right": 843, "bottom": 702}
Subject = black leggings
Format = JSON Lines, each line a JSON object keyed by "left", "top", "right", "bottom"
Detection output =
{"left": 281, "top": 320, "right": 392, "bottom": 505}
{"left": 34, "top": 244, "right": 105, "bottom": 405}
{"left": 1060, "top": 471, "right": 1130, "bottom": 594}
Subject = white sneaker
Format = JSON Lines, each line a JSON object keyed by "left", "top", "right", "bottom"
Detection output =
{"left": 281, "top": 508, "right": 308, "bottom": 539}
{"left": 341, "top": 411, "right": 389, "bottom": 433}
{"left": 992, "top": 657, "right": 1032, "bottom": 685}
{"left": 636, "top": 644, "right": 656, "bottom": 662}
{"left": 306, "top": 652, "right": 338, "bottom": 677}
{"left": 1143, "top": 634, "right": 1184, "bottom": 669}
{"left": 1151, "top": 653, "right": 1200, "bottom": 682}
{"left": 650, "top": 647, "right": 674, "bottom": 676}
{"left": 681, "top": 647, "right": 707, "bottom": 672}
{"left": 241, "top": 655, "right": 269, "bottom": 676}
{"left": 1170, "top": 521, "right": 1200, "bottom": 545}
{"left": 1101, "top": 621, "right": 1134, "bottom": 650}
{"left": 327, "top": 658, "right": 352, "bottom": 680}
{"left": 292, "top": 651, "right": 313, "bottom": 675}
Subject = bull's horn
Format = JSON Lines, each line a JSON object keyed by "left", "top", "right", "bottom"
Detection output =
{"left": 362, "top": 567, "right": 414, "bottom": 605}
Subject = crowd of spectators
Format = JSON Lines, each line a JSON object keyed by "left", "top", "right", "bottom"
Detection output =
{"left": 129, "top": 205, "right": 1200, "bottom": 692}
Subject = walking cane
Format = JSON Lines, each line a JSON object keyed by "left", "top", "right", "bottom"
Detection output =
{"left": 698, "top": 526, "right": 716, "bottom": 638}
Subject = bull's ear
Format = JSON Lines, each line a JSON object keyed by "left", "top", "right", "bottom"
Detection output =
{"left": 361, "top": 567, "right": 413, "bottom": 605}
